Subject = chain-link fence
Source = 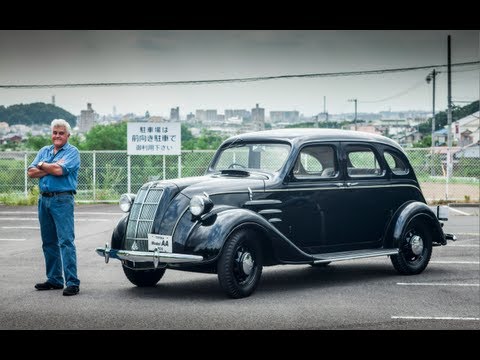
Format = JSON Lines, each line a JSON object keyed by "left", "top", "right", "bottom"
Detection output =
{"left": 0, "top": 148, "right": 478, "bottom": 204}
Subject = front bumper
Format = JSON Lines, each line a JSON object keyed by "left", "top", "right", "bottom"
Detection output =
{"left": 95, "top": 243, "right": 204, "bottom": 268}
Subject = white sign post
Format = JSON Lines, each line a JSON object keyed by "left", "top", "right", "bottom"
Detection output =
{"left": 127, "top": 122, "right": 181, "bottom": 155}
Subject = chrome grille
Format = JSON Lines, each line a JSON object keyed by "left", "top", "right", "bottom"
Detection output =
{"left": 125, "top": 184, "right": 164, "bottom": 251}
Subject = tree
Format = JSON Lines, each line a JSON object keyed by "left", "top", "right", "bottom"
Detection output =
{"left": 80, "top": 122, "right": 128, "bottom": 150}
{"left": 25, "top": 134, "right": 51, "bottom": 150}
{"left": 419, "top": 100, "right": 479, "bottom": 135}
{"left": 412, "top": 135, "right": 431, "bottom": 148}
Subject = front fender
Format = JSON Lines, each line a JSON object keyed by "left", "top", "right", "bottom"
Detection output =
{"left": 111, "top": 214, "right": 129, "bottom": 249}
{"left": 183, "top": 207, "right": 313, "bottom": 263}
{"left": 384, "top": 201, "right": 446, "bottom": 248}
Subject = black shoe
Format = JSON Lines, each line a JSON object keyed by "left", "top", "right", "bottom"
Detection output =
{"left": 63, "top": 285, "right": 79, "bottom": 296}
{"left": 35, "top": 281, "right": 64, "bottom": 290}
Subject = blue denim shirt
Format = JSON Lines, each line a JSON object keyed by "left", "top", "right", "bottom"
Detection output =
{"left": 29, "top": 142, "right": 80, "bottom": 192}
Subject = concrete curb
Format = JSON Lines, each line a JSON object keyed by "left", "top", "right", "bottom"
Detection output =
{"left": 448, "top": 203, "right": 480, "bottom": 208}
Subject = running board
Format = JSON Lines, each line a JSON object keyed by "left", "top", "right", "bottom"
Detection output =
{"left": 312, "top": 248, "right": 399, "bottom": 264}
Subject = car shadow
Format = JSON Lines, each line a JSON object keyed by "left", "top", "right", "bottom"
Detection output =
{"left": 121, "top": 261, "right": 448, "bottom": 300}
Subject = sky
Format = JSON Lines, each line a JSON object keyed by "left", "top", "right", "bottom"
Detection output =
{"left": 0, "top": 30, "right": 478, "bottom": 118}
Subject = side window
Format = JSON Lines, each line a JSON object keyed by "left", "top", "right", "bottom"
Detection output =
{"left": 384, "top": 150, "right": 409, "bottom": 175}
{"left": 293, "top": 145, "right": 338, "bottom": 180}
{"left": 346, "top": 145, "right": 384, "bottom": 177}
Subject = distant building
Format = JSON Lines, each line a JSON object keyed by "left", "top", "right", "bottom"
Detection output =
{"left": 170, "top": 107, "right": 180, "bottom": 121}
{"left": 225, "top": 109, "right": 251, "bottom": 121}
{"left": 195, "top": 110, "right": 206, "bottom": 122}
{"left": 251, "top": 103, "right": 265, "bottom": 131}
{"left": 270, "top": 111, "right": 299, "bottom": 124}
{"left": 205, "top": 110, "right": 217, "bottom": 123}
{"left": 149, "top": 116, "right": 168, "bottom": 122}
{"left": 451, "top": 111, "right": 479, "bottom": 146}
{"left": 433, "top": 128, "right": 448, "bottom": 146}
{"left": 78, "top": 103, "right": 96, "bottom": 133}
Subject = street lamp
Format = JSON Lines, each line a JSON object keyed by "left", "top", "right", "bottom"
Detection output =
{"left": 348, "top": 99, "right": 357, "bottom": 130}
{"left": 426, "top": 69, "right": 439, "bottom": 176}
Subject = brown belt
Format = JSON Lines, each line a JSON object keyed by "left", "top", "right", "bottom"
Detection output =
{"left": 41, "top": 191, "right": 75, "bottom": 197}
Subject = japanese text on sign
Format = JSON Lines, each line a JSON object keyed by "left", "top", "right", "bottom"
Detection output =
{"left": 127, "top": 122, "right": 181, "bottom": 155}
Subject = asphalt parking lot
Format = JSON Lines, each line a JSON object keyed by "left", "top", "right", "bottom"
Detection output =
{"left": 0, "top": 203, "right": 478, "bottom": 330}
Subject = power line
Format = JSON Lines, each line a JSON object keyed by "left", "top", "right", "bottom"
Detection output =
{"left": 358, "top": 64, "right": 479, "bottom": 104}
{"left": 360, "top": 78, "right": 427, "bottom": 103}
{"left": 0, "top": 61, "right": 478, "bottom": 89}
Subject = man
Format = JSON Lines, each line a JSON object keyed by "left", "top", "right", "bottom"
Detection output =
{"left": 27, "top": 119, "right": 81, "bottom": 296}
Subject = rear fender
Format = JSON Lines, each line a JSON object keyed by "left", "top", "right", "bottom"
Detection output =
{"left": 384, "top": 201, "right": 446, "bottom": 248}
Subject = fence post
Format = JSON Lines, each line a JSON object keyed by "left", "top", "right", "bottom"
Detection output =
{"left": 178, "top": 154, "right": 182, "bottom": 178}
{"left": 127, "top": 154, "right": 131, "bottom": 194}
{"left": 163, "top": 155, "right": 166, "bottom": 180}
{"left": 24, "top": 152, "right": 28, "bottom": 198}
{"left": 93, "top": 151, "right": 96, "bottom": 201}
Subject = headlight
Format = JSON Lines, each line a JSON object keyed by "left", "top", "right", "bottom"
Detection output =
{"left": 190, "top": 194, "right": 213, "bottom": 217}
{"left": 119, "top": 193, "right": 135, "bottom": 212}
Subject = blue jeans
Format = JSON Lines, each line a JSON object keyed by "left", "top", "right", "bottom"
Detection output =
{"left": 38, "top": 194, "right": 80, "bottom": 287}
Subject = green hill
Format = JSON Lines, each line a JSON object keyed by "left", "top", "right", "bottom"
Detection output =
{"left": 0, "top": 102, "right": 77, "bottom": 127}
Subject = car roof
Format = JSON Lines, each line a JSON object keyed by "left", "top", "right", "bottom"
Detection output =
{"left": 223, "top": 128, "right": 405, "bottom": 152}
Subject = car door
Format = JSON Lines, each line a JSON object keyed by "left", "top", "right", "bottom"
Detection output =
{"left": 278, "top": 142, "right": 344, "bottom": 251}
{"left": 338, "top": 142, "right": 390, "bottom": 249}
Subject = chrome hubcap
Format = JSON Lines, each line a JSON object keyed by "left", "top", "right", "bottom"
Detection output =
{"left": 410, "top": 235, "right": 423, "bottom": 255}
{"left": 240, "top": 252, "right": 254, "bottom": 275}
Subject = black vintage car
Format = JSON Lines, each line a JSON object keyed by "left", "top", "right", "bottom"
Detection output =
{"left": 96, "top": 129, "right": 456, "bottom": 298}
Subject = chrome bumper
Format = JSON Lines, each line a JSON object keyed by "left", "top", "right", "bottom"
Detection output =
{"left": 95, "top": 243, "right": 204, "bottom": 268}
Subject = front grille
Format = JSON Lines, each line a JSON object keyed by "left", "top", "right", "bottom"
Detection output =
{"left": 125, "top": 184, "right": 164, "bottom": 251}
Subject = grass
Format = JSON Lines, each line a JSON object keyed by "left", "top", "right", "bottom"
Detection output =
{"left": 0, "top": 186, "right": 40, "bottom": 206}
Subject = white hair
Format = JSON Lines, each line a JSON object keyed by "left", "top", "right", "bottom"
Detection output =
{"left": 51, "top": 119, "right": 72, "bottom": 135}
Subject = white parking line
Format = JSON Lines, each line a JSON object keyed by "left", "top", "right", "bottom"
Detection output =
{"left": 0, "top": 211, "right": 122, "bottom": 216}
{"left": 392, "top": 316, "right": 480, "bottom": 321}
{"left": 0, "top": 238, "right": 26, "bottom": 241}
{"left": 0, "top": 218, "right": 111, "bottom": 221}
{"left": 448, "top": 244, "right": 479, "bottom": 247}
{"left": 430, "top": 261, "right": 479, "bottom": 264}
{"left": 2, "top": 226, "right": 39, "bottom": 229}
{"left": 397, "top": 282, "right": 479, "bottom": 286}
{"left": 449, "top": 208, "right": 473, "bottom": 216}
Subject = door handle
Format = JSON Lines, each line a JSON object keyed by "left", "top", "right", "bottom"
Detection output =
{"left": 346, "top": 182, "right": 358, "bottom": 186}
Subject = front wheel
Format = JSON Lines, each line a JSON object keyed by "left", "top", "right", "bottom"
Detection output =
{"left": 122, "top": 265, "right": 166, "bottom": 287}
{"left": 390, "top": 218, "right": 432, "bottom": 275}
{"left": 217, "top": 229, "right": 263, "bottom": 299}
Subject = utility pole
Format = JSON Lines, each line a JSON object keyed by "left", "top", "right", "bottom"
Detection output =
{"left": 426, "top": 69, "right": 439, "bottom": 145}
{"left": 446, "top": 35, "right": 453, "bottom": 199}
{"left": 426, "top": 69, "right": 439, "bottom": 176}
{"left": 323, "top": 96, "right": 329, "bottom": 124}
{"left": 348, "top": 99, "right": 357, "bottom": 130}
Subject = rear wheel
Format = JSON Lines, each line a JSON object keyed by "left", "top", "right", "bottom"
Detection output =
{"left": 122, "top": 265, "right": 166, "bottom": 287}
{"left": 217, "top": 229, "right": 263, "bottom": 299}
{"left": 390, "top": 218, "right": 432, "bottom": 275}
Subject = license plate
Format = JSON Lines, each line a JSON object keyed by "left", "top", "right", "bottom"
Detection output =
{"left": 147, "top": 234, "right": 172, "bottom": 252}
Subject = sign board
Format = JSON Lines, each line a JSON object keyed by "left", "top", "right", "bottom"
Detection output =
{"left": 127, "top": 122, "right": 181, "bottom": 155}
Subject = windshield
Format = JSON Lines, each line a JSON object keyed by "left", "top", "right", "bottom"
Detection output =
{"left": 212, "top": 142, "right": 291, "bottom": 173}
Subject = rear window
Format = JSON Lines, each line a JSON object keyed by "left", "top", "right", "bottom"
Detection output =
{"left": 346, "top": 145, "right": 384, "bottom": 177}
{"left": 384, "top": 150, "right": 409, "bottom": 175}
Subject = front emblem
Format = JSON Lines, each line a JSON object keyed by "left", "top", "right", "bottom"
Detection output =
{"left": 131, "top": 241, "right": 139, "bottom": 251}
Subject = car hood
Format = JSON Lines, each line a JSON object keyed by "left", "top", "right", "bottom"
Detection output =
{"left": 159, "top": 173, "right": 268, "bottom": 199}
